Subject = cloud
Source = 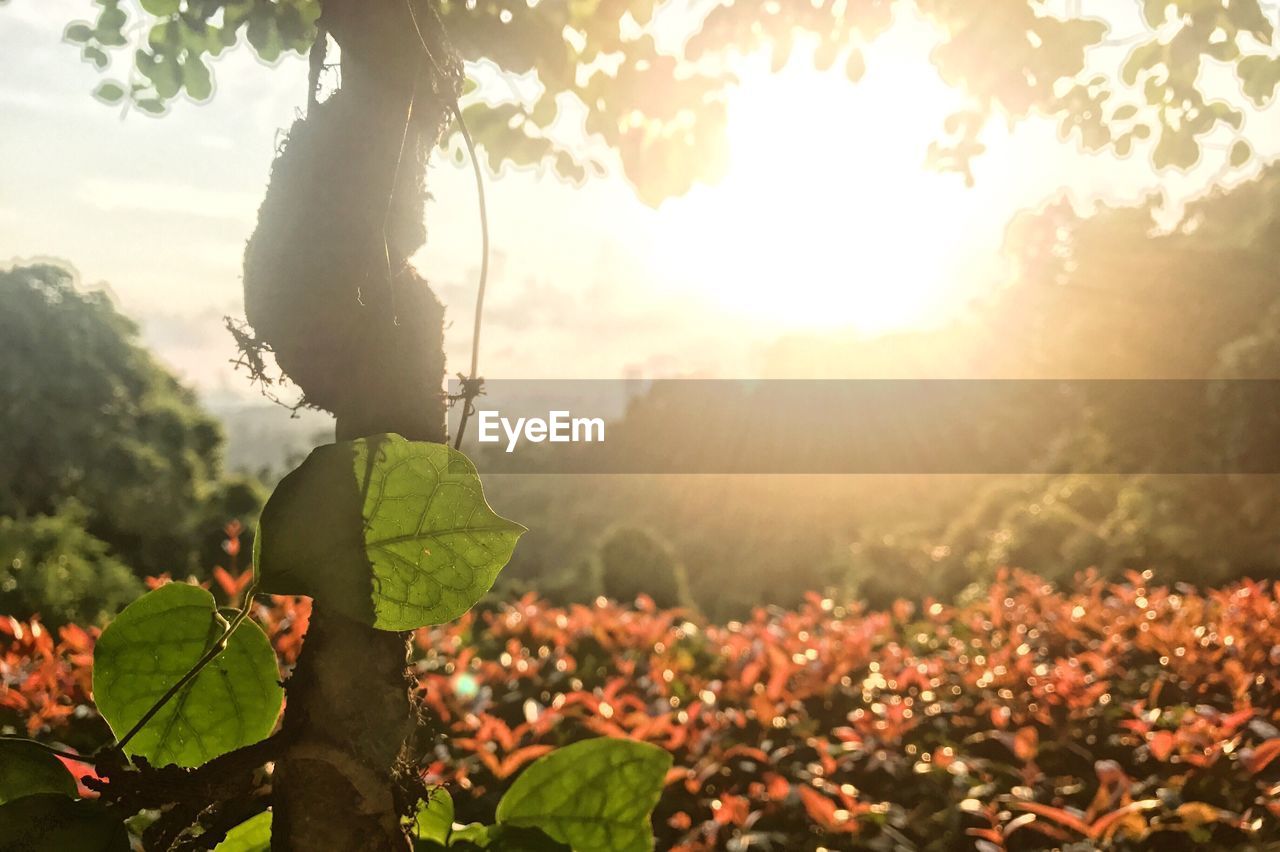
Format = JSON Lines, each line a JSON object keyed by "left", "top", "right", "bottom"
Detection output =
{"left": 76, "top": 177, "right": 259, "bottom": 221}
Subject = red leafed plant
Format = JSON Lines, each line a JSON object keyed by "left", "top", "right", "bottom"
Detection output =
{"left": 7, "top": 567, "right": 1280, "bottom": 850}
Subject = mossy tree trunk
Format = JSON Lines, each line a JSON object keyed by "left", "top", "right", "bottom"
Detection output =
{"left": 241, "top": 1, "right": 459, "bottom": 847}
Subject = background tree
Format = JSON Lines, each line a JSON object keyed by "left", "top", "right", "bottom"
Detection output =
{"left": 0, "top": 263, "right": 263, "bottom": 583}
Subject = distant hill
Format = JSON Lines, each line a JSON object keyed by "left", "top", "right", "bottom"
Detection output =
{"left": 204, "top": 397, "right": 333, "bottom": 479}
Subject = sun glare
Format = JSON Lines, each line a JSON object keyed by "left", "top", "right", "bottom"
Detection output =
{"left": 654, "top": 32, "right": 988, "bottom": 335}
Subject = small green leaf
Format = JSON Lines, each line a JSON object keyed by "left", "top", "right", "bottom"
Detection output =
{"left": 97, "top": 7, "right": 127, "bottom": 33}
{"left": 413, "top": 789, "right": 454, "bottom": 845}
{"left": 135, "top": 98, "right": 167, "bottom": 114}
{"left": 139, "top": 52, "right": 182, "bottom": 99}
{"left": 1141, "top": 0, "right": 1168, "bottom": 27}
{"left": 63, "top": 22, "right": 94, "bottom": 43}
{"left": 0, "top": 794, "right": 129, "bottom": 851}
{"left": 530, "top": 96, "right": 557, "bottom": 127}
{"left": 246, "top": 12, "right": 283, "bottom": 62}
{"left": 0, "top": 741, "right": 78, "bottom": 805}
{"left": 1231, "top": 139, "right": 1252, "bottom": 168}
{"left": 148, "top": 20, "right": 180, "bottom": 51}
{"left": 82, "top": 45, "right": 110, "bottom": 69}
{"left": 139, "top": 0, "right": 180, "bottom": 13}
{"left": 92, "top": 583, "right": 283, "bottom": 768}
{"left": 257, "top": 435, "right": 524, "bottom": 631}
{"left": 92, "top": 82, "right": 126, "bottom": 104}
{"left": 845, "top": 49, "right": 866, "bottom": 82}
{"left": 1207, "top": 100, "right": 1244, "bottom": 130}
{"left": 183, "top": 56, "right": 214, "bottom": 100}
{"left": 1152, "top": 124, "right": 1199, "bottom": 171}
{"left": 496, "top": 738, "right": 672, "bottom": 852}
{"left": 1111, "top": 104, "right": 1139, "bottom": 121}
{"left": 553, "top": 150, "right": 586, "bottom": 183}
{"left": 1227, "top": 0, "right": 1274, "bottom": 43}
{"left": 1238, "top": 55, "right": 1280, "bottom": 106}
{"left": 214, "top": 810, "right": 272, "bottom": 851}
{"left": 1121, "top": 40, "right": 1162, "bottom": 86}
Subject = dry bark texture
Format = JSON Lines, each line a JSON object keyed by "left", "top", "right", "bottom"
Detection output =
{"left": 241, "top": 1, "right": 461, "bottom": 848}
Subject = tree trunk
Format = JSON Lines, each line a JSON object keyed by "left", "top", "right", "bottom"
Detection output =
{"left": 240, "top": 1, "right": 459, "bottom": 848}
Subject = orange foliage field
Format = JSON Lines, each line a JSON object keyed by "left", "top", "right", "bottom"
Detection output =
{"left": 6, "top": 564, "right": 1280, "bottom": 850}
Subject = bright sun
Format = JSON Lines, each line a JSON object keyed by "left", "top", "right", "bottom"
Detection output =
{"left": 654, "top": 31, "right": 990, "bottom": 335}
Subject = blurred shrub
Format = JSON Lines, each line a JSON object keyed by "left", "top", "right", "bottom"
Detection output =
{"left": 0, "top": 504, "right": 142, "bottom": 628}
{"left": 596, "top": 525, "right": 692, "bottom": 610}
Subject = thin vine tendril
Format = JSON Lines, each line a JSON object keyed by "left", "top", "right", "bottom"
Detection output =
{"left": 403, "top": 0, "right": 491, "bottom": 449}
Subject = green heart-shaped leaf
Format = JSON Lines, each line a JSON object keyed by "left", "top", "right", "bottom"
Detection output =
{"left": 413, "top": 788, "right": 454, "bottom": 845}
{"left": 0, "top": 741, "right": 78, "bottom": 805}
{"left": 0, "top": 794, "right": 129, "bottom": 851}
{"left": 214, "top": 810, "right": 272, "bottom": 851}
{"left": 92, "top": 583, "right": 283, "bottom": 768}
{"left": 256, "top": 434, "right": 524, "bottom": 631}
{"left": 496, "top": 739, "right": 671, "bottom": 852}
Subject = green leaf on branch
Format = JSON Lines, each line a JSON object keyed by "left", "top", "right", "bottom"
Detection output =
{"left": 1141, "top": 0, "right": 1168, "bottom": 28}
{"left": 1238, "top": 55, "right": 1280, "bottom": 106}
{"left": 256, "top": 434, "right": 525, "bottom": 631}
{"left": 1231, "top": 139, "right": 1252, "bottom": 168}
{"left": 83, "top": 46, "right": 110, "bottom": 69}
{"left": 138, "top": 51, "right": 182, "bottom": 99}
{"left": 183, "top": 56, "right": 214, "bottom": 100}
{"left": 1152, "top": 125, "right": 1199, "bottom": 171}
{"left": 0, "top": 741, "right": 78, "bottom": 805}
{"left": 92, "top": 82, "right": 126, "bottom": 104}
{"left": 1122, "top": 40, "right": 1162, "bottom": 86}
{"left": 413, "top": 789, "right": 455, "bottom": 845}
{"left": 96, "top": 7, "right": 128, "bottom": 36}
{"left": 63, "top": 22, "right": 94, "bottom": 43}
{"left": 845, "top": 49, "right": 866, "bottom": 83}
{"left": 495, "top": 738, "right": 672, "bottom": 852}
{"left": 92, "top": 583, "right": 283, "bottom": 768}
{"left": 214, "top": 810, "right": 272, "bottom": 851}
{"left": 0, "top": 794, "right": 129, "bottom": 851}
{"left": 246, "top": 11, "right": 283, "bottom": 62}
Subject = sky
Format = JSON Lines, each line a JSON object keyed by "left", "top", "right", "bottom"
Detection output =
{"left": 3, "top": 0, "right": 1279, "bottom": 399}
